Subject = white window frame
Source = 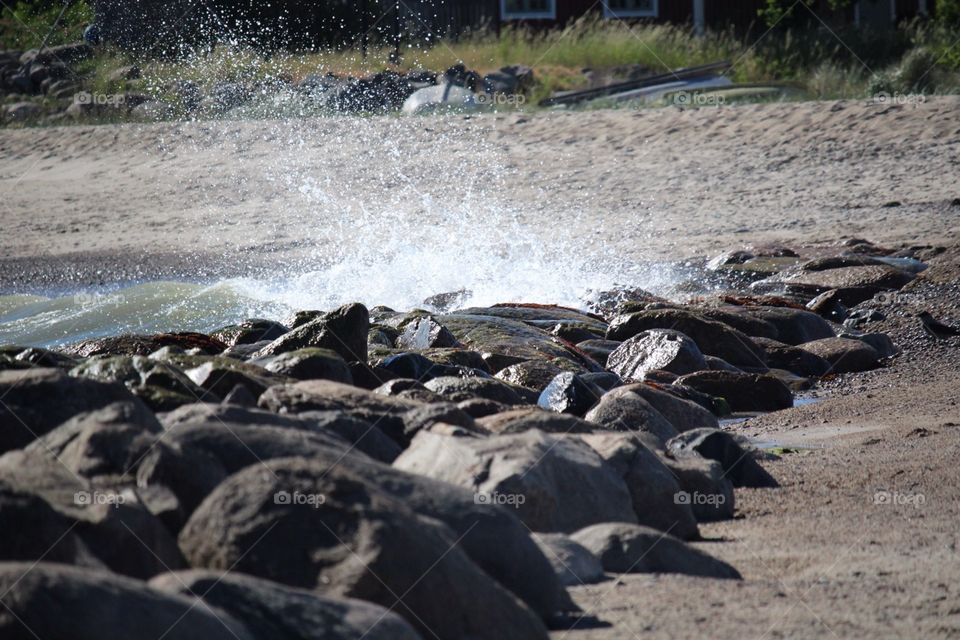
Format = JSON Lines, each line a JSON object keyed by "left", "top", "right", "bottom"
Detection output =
{"left": 603, "top": 0, "right": 659, "bottom": 18}
{"left": 500, "top": 0, "right": 557, "bottom": 20}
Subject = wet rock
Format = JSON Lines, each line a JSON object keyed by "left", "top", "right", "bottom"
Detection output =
{"left": 258, "top": 379, "right": 420, "bottom": 446}
{"left": 495, "top": 359, "right": 580, "bottom": 391}
{"left": 396, "top": 316, "right": 462, "bottom": 349}
{"left": 0, "top": 345, "right": 78, "bottom": 368}
{"left": 459, "top": 304, "right": 607, "bottom": 334}
{"left": 697, "top": 307, "right": 780, "bottom": 339}
{"left": 765, "top": 368, "right": 813, "bottom": 392}
{"left": 0, "top": 368, "right": 137, "bottom": 453}
{"left": 255, "top": 303, "right": 369, "bottom": 363}
{"left": 424, "top": 375, "right": 527, "bottom": 405}
{"left": 580, "top": 371, "right": 623, "bottom": 391}
{"left": 734, "top": 306, "right": 836, "bottom": 345}
{"left": 673, "top": 371, "right": 793, "bottom": 412}
{"left": 538, "top": 372, "right": 604, "bottom": 416}
{"left": 806, "top": 289, "right": 849, "bottom": 322}
{"left": 606, "top": 309, "right": 767, "bottom": 370}
{"left": 376, "top": 352, "right": 470, "bottom": 382}
{"left": 149, "top": 570, "right": 422, "bottom": 640}
{"left": 185, "top": 360, "right": 285, "bottom": 399}
{"left": 284, "top": 309, "right": 324, "bottom": 328}
{"left": 71, "top": 355, "right": 209, "bottom": 411}
{"left": 570, "top": 523, "right": 741, "bottom": 579}
{"left": 478, "top": 408, "right": 595, "bottom": 434}
{"left": 65, "top": 332, "right": 227, "bottom": 357}
{"left": 623, "top": 383, "right": 720, "bottom": 432}
{"left": 575, "top": 339, "right": 621, "bottom": 367}
{"left": 752, "top": 337, "right": 832, "bottom": 377}
{"left": 581, "top": 432, "right": 700, "bottom": 540}
{"left": 211, "top": 318, "right": 288, "bottom": 346}
{"left": 400, "top": 403, "right": 480, "bottom": 441}
{"left": 757, "top": 265, "right": 916, "bottom": 304}
{"left": 607, "top": 329, "right": 707, "bottom": 380}
{"left": 440, "top": 313, "right": 598, "bottom": 371}
{"left": 550, "top": 321, "right": 604, "bottom": 343}
{"left": 796, "top": 337, "right": 881, "bottom": 373}
{"left": 0, "top": 563, "right": 253, "bottom": 640}
{"left": 705, "top": 355, "right": 741, "bottom": 372}
{"left": 668, "top": 428, "right": 778, "bottom": 488}
{"left": 840, "top": 331, "right": 897, "bottom": 358}
{"left": 259, "top": 347, "right": 352, "bottom": 383}
{"left": 706, "top": 249, "right": 755, "bottom": 270}
{"left": 394, "top": 428, "right": 637, "bottom": 533}
{"left": 402, "top": 82, "right": 478, "bottom": 115}
{"left": 373, "top": 378, "right": 445, "bottom": 403}
{"left": 419, "top": 348, "right": 491, "bottom": 372}
{"left": 843, "top": 308, "right": 886, "bottom": 328}
{"left": 532, "top": 533, "right": 604, "bottom": 586}
{"left": 179, "top": 459, "right": 550, "bottom": 640}
{"left": 584, "top": 386, "right": 679, "bottom": 445}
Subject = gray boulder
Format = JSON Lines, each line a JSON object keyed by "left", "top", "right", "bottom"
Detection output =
{"left": 259, "top": 347, "right": 353, "bottom": 383}
{"left": 584, "top": 386, "right": 679, "bottom": 445}
{"left": 532, "top": 532, "right": 604, "bottom": 587}
{"left": 0, "top": 562, "right": 253, "bottom": 640}
{"left": 796, "top": 337, "right": 881, "bottom": 373}
{"left": 623, "top": 383, "right": 720, "bottom": 432}
{"left": 254, "top": 303, "right": 369, "bottom": 362}
{"left": 150, "top": 569, "right": 422, "bottom": 640}
{"left": 673, "top": 371, "right": 793, "bottom": 412}
{"left": 668, "top": 428, "right": 778, "bottom": 488}
{"left": 179, "top": 459, "right": 549, "bottom": 640}
{"left": 570, "top": 523, "right": 741, "bottom": 579}
{"left": 394, "top": 428, "right": 637, "bottom": 533}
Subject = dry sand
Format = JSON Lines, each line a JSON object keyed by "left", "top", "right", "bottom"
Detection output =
{"left": 2, "top": 98, "right": 960, "bottom": 638}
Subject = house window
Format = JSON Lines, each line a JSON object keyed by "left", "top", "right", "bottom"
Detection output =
{"left": 501, "top": 0, "right": 557, "bottom": 20}
{"left": 603, "top": 0, "right": 659, "bottom": 18}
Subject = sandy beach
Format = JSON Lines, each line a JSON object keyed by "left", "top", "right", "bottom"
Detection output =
{"left": 2, "top": 98, "right": 960, "bottom": 639}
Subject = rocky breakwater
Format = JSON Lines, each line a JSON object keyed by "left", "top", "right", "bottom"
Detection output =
{"left": 0, "top": 237, "right": 925, "bottom": 637}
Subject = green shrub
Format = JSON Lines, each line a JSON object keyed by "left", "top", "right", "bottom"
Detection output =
{"left": 0, "top": 0, "right": 93, "bottom": 50}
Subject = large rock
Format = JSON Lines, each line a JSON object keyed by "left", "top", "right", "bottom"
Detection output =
{"left": 254, "top": 303, "right": 370, "bottom": 362}
{"left": 24, "top": 400, "right": 161, "bottom": 486}
{"left": 668, "top": 428, "right": 778, "bottom": 488}
{"left": 584, "top": 386, "right": 679, "bottom": 445}
{"left": 733, "top": 306, "right": 836, "bottom": 345}
{"left": 537, "top": 372, "right": 603, "bottom": 416}
{"left": 0, "top": 450, "right": 185, "bottom": 578}
{"left": 0, "top": 563, "right": 253, "bottom": 639}
{"left": 179, "top": 459, "right": 549, "bottom": 640}
{"left": 150, "top": 569, "right": 422, "bottom": 640}
{"left": 623, "top": 383, "right": 720, "bottom": 432}
{"left": 0, "top": 368, "right": 137, "bottom": 453}
{"left": 259, "top": 347, "right": 353, "bottom": 383}
{"left": 752, "top": 337, "right": 832, "bottom": 377}
{"left": 580, "top": 432, "right": 700, "bottom": 540}
{"left": 477, "top": 408, "right": 595, "bottom": 435}
{"left": 424, "top": 375, "right": 526, "bottom": 405}
{"left": 71, "top": 355, "right": 209, "bottom": 411}
{"left": 796, "top": 337, "right": 881, "bottom": 373}
{"left": 532, "top": 533, "right": 605, "bottom": 587}
{"left": 606, "top": 309, "right": 766, "bottom": 369}
{"left": 394, "top": 429, "right": 637, "bottom": 533}
{"left": 672, "top": 371, "right": 793, "bottom": 412}
{"left": 211, "top": 318, "right": 288, "bottom": 346}
{"left": 258, "top": 379, "right": 420, "bottom": 446}
{"left": 64, "top": 332, "right": 226, "bottom": 357}
{"left": 495, "top": 359, "right": 578, "bottom": 391}
{"left": 570, "top": 523, "right": 741, "bottom": 579}
{"left": 396, "top": 316, "right": 462, "bottom": 349}
{"left": 659, "top": 454, "right": 735, "bottom": 521}
{"left": 606, "top": 329, "right": 708, "bottom": 380}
